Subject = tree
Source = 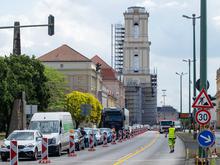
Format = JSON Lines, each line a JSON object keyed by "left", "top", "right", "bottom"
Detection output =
{"left": 44, "top": 67, "right": 68, "bottom": 111}
{"left": 0, "top": 54, "right": 50, "bottom": 134}
{"left": 65, "top": 91, "right": 103, "bottom": 128}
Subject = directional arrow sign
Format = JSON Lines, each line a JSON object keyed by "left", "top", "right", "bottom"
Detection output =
{"left": 197, "top": 130, "right": 215, "bottom": 148}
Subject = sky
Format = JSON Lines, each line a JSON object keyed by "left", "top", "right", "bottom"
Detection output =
{"left": 0, "top": 0, "right": 220, "bottom": 113}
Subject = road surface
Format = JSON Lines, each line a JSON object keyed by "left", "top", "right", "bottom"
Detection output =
{"left": 0, "top": 131, "right": 185, "bottom": 165}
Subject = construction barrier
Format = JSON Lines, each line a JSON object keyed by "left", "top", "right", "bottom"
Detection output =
{"left": 118, "top": 130, "right": 122, "bottom": 143}
{"left": 39, "top": 138, "right": 50, "bottom": 164}
{"left": 102, "top": 132, "right": 108, "bottom": 147}
{"left": 10, "top": 140, "right": 18, "bottom": 165}
{"left": 111, "top": 131, "right": 117, "bottom": 144}
{"left": 68, "top": 135, "right": 76, "bottom": 157}
{"left": 88, "top": 133, "right": 95, "bottom": 151}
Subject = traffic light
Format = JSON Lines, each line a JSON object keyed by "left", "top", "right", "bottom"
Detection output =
{"left": 48, "top": 15, "right": 54, "bottom": 36}
{"left": 96, "top": 63, "right": 101, "bottom": 71}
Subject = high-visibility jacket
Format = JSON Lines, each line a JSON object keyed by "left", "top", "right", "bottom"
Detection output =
{"left": 168, "top": 127, "right": 175, "bottom": 138}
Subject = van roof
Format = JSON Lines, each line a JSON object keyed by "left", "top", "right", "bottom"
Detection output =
{"left": 31, "top": 112, "right": 71, "bottom": 121}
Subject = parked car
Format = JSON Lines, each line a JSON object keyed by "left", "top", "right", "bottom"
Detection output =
{"left": 73, "top": 130, "right": 85, "bottom": 151}
{"left": 29, "top": 112, "right": 75, "bottom": 156}
{"left": 100, "top": 128, "right": 112, "bottom": 143}
{"left": 0, "top": 130, "right": 43, "bottom": 161}
{"left": 93, "top": 128, "right": 103, "bottom": 145}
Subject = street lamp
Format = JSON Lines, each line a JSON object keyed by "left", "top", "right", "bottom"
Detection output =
{"left": 162, "top": 89, "right": 166, "bottom": 106}
{"left": 176, "top": 72, "right": 187, "bottom": 113}
{"left": 182, "top": 14, "right": 200, "bottom": 109}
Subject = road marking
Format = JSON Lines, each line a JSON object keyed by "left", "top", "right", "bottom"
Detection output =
{"left": 113, "top": 133, "right": 160, "bottom": 165}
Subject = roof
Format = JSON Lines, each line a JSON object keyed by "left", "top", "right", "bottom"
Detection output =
{"left": 91, "top": 55, "right": 111, "bottom": 69}
{"left": 38, "top": 44, "right": 91, "bottom": 62}
{"left": 91, "top": 55, "right": 118, "bottom": 80}
{"left": 101, "top": 68, "right": 117, "bottom": 80}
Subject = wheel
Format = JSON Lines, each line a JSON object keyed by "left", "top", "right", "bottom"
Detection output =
{"left": 32, "top": 148, "right": 38, "bottom": 160}
{"left": 1, "top": 155, "right": 8, "bottom": 162}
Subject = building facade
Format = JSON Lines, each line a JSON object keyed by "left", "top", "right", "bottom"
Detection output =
{"left": 38, "top": 44, "right": 102, "bottom": 98}
{"left": 122, "top": 7, "right": 157, "bottom": 125}
{"left": 216, "top": 68, "right": 220, "bottom": 128}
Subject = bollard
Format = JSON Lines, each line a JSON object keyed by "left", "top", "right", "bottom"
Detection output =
{"left": 88, "top": 133, "right": 95, "bottom": 151}
{"left": 10, "top": 140, "right": 18, "bottom": 165}
{"left": 111, "top": 131, "right": 117, "bottom": 144}
{"left": 39, "top": 138, "right": 51, "bottom": 164}
{"left": 68, "top": 135, "right": 77, "bottom": 157}
{"left": 118, "top": 130, "right": 122, "bottom": 143}
{"left": 103, "top": 132, "right": 108, "bottom": 147}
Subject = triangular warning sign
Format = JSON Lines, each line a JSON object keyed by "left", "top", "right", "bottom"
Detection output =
{"left": 192, "top": 88, "right": 213, "bottom": 108}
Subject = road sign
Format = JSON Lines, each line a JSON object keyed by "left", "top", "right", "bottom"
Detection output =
{"left": 192, "top": 88, "right": 213, "bottom": 109}
{"left": 195, "top": 109, "right": 211, "bottom": 125}
{"left": 197, "top": 130, "right": 215, "bottom": 148}
{"left": 195, "top": 79, "right": 209, "bottom": 91}
{"left": 81, "top": 104, "right": 92, "bottom": 116}
{"left": 179, "top": 113, "right": 192, "bottom": 119}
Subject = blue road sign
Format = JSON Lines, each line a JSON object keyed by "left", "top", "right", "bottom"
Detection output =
{"left": 197, "top": 130, "right": 215, "bottom": 148}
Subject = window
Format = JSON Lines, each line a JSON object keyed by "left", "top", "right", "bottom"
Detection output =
{"left": 60, "top": 64, "right": 63, "bottom": 68}
{"left": 133, "top": 23, "right": 139, "bottom": 38}
{"left": 133, "top": 54, "right": 139, "bottom": 72}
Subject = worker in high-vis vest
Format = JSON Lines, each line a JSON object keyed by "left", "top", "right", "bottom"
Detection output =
{"left": 168, "top": 124, "right": 176, "bottom": 153}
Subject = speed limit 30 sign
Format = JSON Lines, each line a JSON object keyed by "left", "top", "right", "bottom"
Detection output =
{"left": 195, "top": 109, "right": 211, "bottom": 125}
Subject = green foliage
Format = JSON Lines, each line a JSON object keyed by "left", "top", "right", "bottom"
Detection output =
{"left": 0, "top": 54, "right": 50, "bottom": 132}
{"left": 44, "top": 67, "right": 68, "bottom": 111}
{"left": 65, "top": 91, "right": 103, "bottom": 128}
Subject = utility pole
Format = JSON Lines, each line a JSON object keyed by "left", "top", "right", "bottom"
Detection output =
{"left": 199, "top": 0, "right": 207, "bottom": 159}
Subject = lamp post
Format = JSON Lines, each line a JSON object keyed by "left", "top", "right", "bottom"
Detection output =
{"left": 182, "top": 14, "right": 200, "bottom": 101}
{"left": 176, "top": 72, "right": 187, "bottom": 113}
{"left": 183, "top": 59, "right": 194, "bottom": 133}
{"left": 162, "top": 89, "right": 166, "bottom": 106}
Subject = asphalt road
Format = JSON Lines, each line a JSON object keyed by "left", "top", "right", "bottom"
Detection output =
{"left": 0, "top": 131, "right": 186, "bottom": 165}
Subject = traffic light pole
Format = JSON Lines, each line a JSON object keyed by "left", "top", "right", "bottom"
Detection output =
{"left": 199, "top": 0, "right": 207, "bottom": 159}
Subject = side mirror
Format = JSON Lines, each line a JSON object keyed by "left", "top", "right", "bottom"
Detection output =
{"left": 60, "top": 128, "right": 64, "bottom": 134}
{"left": 36, "top": 137, "right": 42, "bottom": 141}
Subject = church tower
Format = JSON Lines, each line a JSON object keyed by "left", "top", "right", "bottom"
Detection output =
{"left": 123, "top": 7, "right": 157, "bottom": 125}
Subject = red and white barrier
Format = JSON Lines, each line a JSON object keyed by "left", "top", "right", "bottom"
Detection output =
{"left": 68, "top": 135, "right": 76, "bottom": 157}
{"left": 88, "top": 133, "right": 95, "bottom": 151}
{"left": 10, "top": 140, "right": 18, "bottom": 165}
{"left": 103, "top": 132, "right": 108, "bottom": 147}
{"left": 111, "top": 131, "right": 116, "bottom": 144}
{"left": 118, "top": 130, "right": 122, "bottom": 143}
{"left": 39, "top": 138, "right": 50, "bottom": 164}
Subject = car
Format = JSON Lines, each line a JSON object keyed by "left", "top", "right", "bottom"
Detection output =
{"left": 73, "top": 130, "right": 85, "bottom": 151}
{"left": 29, "top": 112, "right": 75, "bottom": 156}
{"left": 100, "top": 128, "right": 112, "bottom": 143}
{"left": 93, "top": 128, "right": 103, "bottom": 145}
{"left": 0, "top": 130, "right": 42, "bottom": 161}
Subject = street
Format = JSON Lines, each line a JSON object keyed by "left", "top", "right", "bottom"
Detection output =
{"left": 0, "top": 131, "right": 185, "bottom": 165}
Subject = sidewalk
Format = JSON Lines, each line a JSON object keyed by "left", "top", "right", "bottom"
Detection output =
{"left": 177, "top": 132, "right": 220, "bottom": 165}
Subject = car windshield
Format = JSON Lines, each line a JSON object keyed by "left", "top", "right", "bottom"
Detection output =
{"left": 29, "top": 120, "right": 59, "bottom": 134}
{"left": 7, "top": 132, "right": 34, "bottom": 141}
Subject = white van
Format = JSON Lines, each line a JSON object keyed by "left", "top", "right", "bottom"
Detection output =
{"left": 29, "top": 112, "right": 75, "bottom": 156}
